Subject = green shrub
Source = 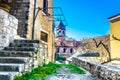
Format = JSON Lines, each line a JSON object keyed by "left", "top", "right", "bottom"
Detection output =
{"left": 55, "top": 53, "right": 66, "bottom": 61}
{"left": 35, "top": 48, "right": 39, "bottom": 54}
{"left": 78, "top": 53, "right": 100, "bottom": 57}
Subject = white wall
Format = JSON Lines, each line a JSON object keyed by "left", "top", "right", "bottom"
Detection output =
{"left": 0, "top": 9, "right": 20, "bottom": 49}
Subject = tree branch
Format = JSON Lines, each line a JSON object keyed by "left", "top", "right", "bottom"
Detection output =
{"left": 93, "top": 38, "right": 102, "bottom": 48}
{"left": 102, "top": 58, "right": 120, "bottom": 64}
{"left": 92, "top": 38, "right": 111, "bottom": 62}
{"left": 93, "top": 36, "right": 120, "bottom": 64}
{"left": 112, "top": 35, "right": 120, "bottom": 41}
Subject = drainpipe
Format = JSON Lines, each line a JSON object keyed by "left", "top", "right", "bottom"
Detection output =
{"left": 32, "top": 0, "right": 36, "bottom": 40}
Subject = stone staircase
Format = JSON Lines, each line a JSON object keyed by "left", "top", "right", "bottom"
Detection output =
{"left": 0, "top": 39, "right": 40, "bottom": 80}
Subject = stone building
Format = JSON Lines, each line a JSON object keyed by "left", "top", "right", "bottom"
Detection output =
{"left": 55, "top": 21, "right": 80, "bottom": 57}
{"left": 0, "top": 0, "right": 55, "bottom": 62}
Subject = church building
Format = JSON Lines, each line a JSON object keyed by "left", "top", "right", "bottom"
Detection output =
{"left": 55, "top": 21, "right": 80, "bottom": 57}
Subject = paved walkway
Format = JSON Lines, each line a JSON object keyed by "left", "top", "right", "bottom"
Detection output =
{"left": 47, "top": 67, "right": 101, "bottom": 80}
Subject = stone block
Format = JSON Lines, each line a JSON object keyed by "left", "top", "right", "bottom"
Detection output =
{"left": 0, "top": 51, "right": 33, "bottom": 57}
{"left": 0, "top": 75, "right": 10, "bottom": 80}
{"left": 12, "top": 28, "right": 17, "bottom": 35}
{"left": 14, "top": 40, "right": 40, "bottom": 44}
{"left": 4, "top": 47, "right": 35, "bottom": 51}
{"left": 12, "top": 17, "right": 18, "bottom": 25}
{"left": 3, "top": 18, "right": 10, "bottom": 26}
{"left": 117, "top": 72, "right": 120, "bottom": 80}
{"left": 0, "top": 38, "right": 3, "bottom": 44}
{"left": 0, "top": 9, "right": 7, "bottom": 16}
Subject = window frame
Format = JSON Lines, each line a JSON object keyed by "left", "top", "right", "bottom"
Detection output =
{"left": 40, "top": 31, "right": 48, "bottom": 42}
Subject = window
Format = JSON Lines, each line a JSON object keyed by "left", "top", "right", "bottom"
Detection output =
{"left": 57, "top": 48, "right": 59, "bottom": 52}
{"left": 57, "top": 31, "right": 61, "bottom": 36}
{"left": 60, "top": 42, "right": 63, "bottom": 46}
{"left": 60, "top": 42, "right": 65, "bottom": 46}
{"left": 43, "top": 0, "right": 48, "bottom": 14}
{"left": 70, "top": 48, "right": 73, "bottom": 53}
{"left": 41, "top": 31, "right": 48, "bottom": 42}
{"left": 63, "top": 48, "right": 66, "bottom": 53}
{"left": 63, "top": 31, "right": 65, "bottom": 35}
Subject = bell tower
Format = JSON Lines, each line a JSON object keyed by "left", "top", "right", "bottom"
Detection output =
{"left": 55, "top": 21, "right": 66, "bottom": 46}
{"left": 56, "top": 21, "right": 66, "bottom": 37}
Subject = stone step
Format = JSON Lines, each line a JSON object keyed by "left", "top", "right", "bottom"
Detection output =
{"left": 0, "top": 51, "right": 33, "bottom": 57}
{"left": 4, "top": 47, "right": 36, "bottom": 51}
{"left": 14, "top": 40, "right": 40, "bottom": 44}
{"left": 0, "top": 63, "right": 24, "bottom": 72}
{"left": 0, "top": 75, "right": 10, "bottom": 80}
{"left": 0, "top": 72, "right": 19, "bottom": 80}
{"left": 0, "top": 65, "right": 19, "bottom": 72}
{"left": 9, "top": 43, "right": 35, "bottom": 47}
{"left": 0, "top": 57, "right": 30, "bottom": 63}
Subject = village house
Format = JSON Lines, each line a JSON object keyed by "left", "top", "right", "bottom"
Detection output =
{"left": 0, "top": 0, "right": 55, "bottom": 62}
{"left": 108, "top": 13, "right": 120, "bottom": 59}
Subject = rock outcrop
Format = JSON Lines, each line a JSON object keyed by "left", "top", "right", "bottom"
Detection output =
{"left": 75, "top": 35, "right": 110, "bottom": 62}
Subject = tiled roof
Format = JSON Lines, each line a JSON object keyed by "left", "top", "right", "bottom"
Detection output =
{"left": 108, "top": 13, "right": 120, "bottom": 19}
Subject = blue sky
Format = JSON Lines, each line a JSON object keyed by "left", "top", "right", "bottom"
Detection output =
{"left": 53, "top": 0, "right": 120, "bottom": 40}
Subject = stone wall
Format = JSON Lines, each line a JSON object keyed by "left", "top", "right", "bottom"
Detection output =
{"left": 0, "top": 9, "right": 20, "bottom": 49}
{"left": 71, "top": 57, "right": 120, "bottom": 80}
{"left": 8, "top": 0, "right": 30, "bottom": 38}
{"left": 27, "top": 0, "right": 54, "bottom": 62}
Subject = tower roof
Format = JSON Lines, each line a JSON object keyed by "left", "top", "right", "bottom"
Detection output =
{"left": 56, "top": 21, "right": 66, "bottom": 30}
